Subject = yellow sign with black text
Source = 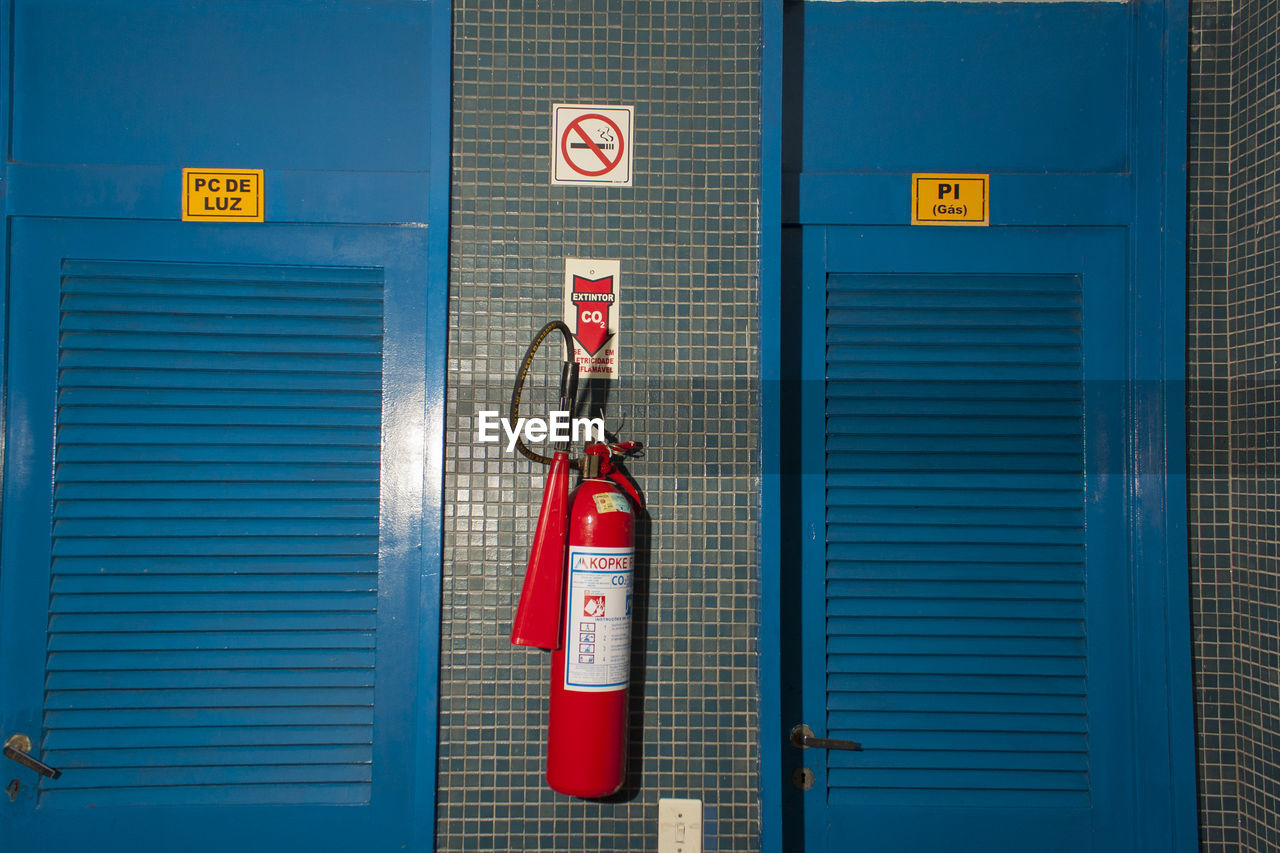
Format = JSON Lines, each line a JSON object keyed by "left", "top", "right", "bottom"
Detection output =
{"left": 182, "top": 168, "right": 264, "bottom": 222}
{"left": 912, "top": 173, "right": 989, "bottom": 226}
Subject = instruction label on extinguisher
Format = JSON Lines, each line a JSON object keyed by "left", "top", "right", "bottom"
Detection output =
{"left": 563, "top": 258, "right": 621, "bottom": 379}
{"left": 564, "top": 545, "right": 634, "bottom": 692}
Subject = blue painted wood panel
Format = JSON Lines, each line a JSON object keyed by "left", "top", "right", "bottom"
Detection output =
{"left": 0, "top": 218, "right": 437, "bottom": 852}
{"left": 13, "top": 0, "right": 436, "bottom": 172}
{"left": 0, "top": 1, "right": 449, "bottom": 849}
{"left": 795, "top": 226, "right": 1133, "bottom": 853}
{"left": 825, "top": 272, "right": 1090, "bottom": 808}
{"left": 43, "top": 259, "right": 385, "bottom": 808}
{"left": 7, "top": 0, "right": 447, "bottom": 226}
{"left": 775, "top": 1, "right": 1194, "bottom": 851}
{"left": 789, "top": 2, "right": 1130, "bottom": 175}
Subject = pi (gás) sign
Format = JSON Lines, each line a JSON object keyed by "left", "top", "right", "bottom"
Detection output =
{"left": 552, "top": 105, "right": 634, "bottom": 187}
{"left": 562, "top": 258, "right": 621, "bottom": 379}
{"left": 911, "top": 173, "right": 990, "bottom": 226}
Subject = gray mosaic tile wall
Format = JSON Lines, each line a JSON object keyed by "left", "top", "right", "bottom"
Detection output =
{"left": 1188, "top": 0, "right": 1280, "bottom": 849}
{"left": 1189, "top": 1, "right": 1238, "bottom": 849}
{"left": 439, "top": 3, "right": 762, "bottom": 851}
{"left": 1226, "top": 0, "right": 1280, "bottom": 849}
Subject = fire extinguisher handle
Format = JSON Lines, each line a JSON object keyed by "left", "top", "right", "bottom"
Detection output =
{"left": 582, "top": 441, "right": 644, "bottom": 509}
{"left": 607, "top": 467, "right": 645, "bottom": 511}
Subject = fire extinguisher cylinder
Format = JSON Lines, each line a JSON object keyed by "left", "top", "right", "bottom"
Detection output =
{"left": 546, "top": 476, "right": 637, "bottom": 798}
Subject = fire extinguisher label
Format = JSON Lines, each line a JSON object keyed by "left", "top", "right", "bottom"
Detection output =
{"left": 592, "top": 492, "right": 631, "bottom": 514}
{"left": 564, "top": 545, "right": 634, "bottom": 692}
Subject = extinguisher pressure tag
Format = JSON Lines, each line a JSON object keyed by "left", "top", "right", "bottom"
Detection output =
{"left": 563, "top": 545, "right": 634, "bottom": 692}
{"left": 592, "top": 492, "right": 631, "bottom": 514}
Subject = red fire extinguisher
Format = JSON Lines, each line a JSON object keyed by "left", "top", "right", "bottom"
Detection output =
{"left": 507, "top": 321, "right": 645, "bottom": 798}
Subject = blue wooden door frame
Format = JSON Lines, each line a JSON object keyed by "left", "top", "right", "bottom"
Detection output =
{"left": 757, "top": 1, "right": 1195, "bottom": 851}
{"left": 796, "top": 226, "right": 1132, "bottom": 852}
{"left": 0, "top": 218, "right": 445, "bottom": 851}
{"left": 0, "top": 1, "right": 451, "bottom": 849}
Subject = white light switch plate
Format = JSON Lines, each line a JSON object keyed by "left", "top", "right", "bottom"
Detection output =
{"left": 658, "top": 798, "right": 703, "bottom": 853}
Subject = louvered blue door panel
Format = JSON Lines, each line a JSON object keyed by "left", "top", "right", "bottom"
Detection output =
{"left": 0, "top": 219, "right": 436, "bottom": 852}
{"left": 795, "top": 227, "right": 1133, "bottom": 853}
{"left": 43, "top": 258, "right": 383, "bottom": 807}
{"left": 825, "top": 272, "right": 1089, "bottom": 808}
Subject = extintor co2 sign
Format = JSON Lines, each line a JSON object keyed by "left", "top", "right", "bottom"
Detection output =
{"left": 563, "top": 258, "right": 621, "bottom": 379}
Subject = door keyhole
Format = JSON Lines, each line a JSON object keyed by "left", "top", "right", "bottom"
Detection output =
{"left": 792, "top": 767, "right": 815, "bottom": 790}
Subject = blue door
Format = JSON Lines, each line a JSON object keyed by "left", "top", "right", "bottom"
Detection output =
{"left": 0, "top": 219, "right": 438, "bottom": 851}
{"left": 0, "top": 1, "right": 448, "bottom": 849}
{"left": 774, "top": 1, "right": 1195, "bottom": 851}
{"left": 794, "top": 226, "right": 1131, "bottom": 852}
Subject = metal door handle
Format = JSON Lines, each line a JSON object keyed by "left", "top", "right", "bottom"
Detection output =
{"left": 790, "top": 724, "right": 862, "bottom": 752}
{"left": 3, "top": 734, "right": 61, "bottom": 779}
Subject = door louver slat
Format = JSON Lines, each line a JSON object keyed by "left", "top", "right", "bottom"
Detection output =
{"left": 824, "top": 273, "right": 1088, "bottom": 809}
{"left": 41, "top": 259, "right": 384, "bottom": 807}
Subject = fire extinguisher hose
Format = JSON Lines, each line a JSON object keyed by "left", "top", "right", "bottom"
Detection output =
{"left": 509, "top": 320, "right": 581, "bottom": 469}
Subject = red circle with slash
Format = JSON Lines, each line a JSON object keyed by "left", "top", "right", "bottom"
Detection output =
{"left": 560, "top": 114, "right": 626, "bottom": 177}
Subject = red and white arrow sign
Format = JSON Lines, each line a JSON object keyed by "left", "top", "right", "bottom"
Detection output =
{"left": 563, "top": 258, "right": 621, "bottom": 379}
{"left": 570, "top": 274, "right": 616, "bottom": 355}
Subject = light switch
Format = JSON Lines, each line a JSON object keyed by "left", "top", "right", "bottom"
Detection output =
{"left": 658, "top": 798, "right": 702, "bottom": 853}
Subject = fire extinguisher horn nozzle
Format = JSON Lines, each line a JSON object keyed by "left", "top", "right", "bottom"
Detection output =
{"left": 509, "top": 451, "right": 571, "bottom": 649}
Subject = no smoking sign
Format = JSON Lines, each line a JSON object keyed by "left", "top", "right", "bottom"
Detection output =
{"left": 552, "top": 104, "right": 634, "bottom": 187}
